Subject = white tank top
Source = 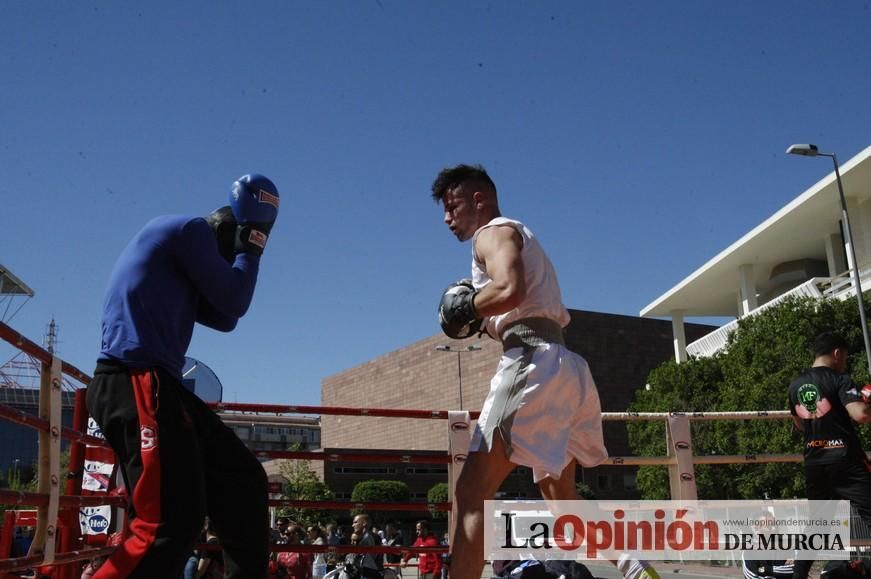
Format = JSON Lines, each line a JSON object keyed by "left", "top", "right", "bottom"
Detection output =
{"left": 471, "top": 217, "right": 571, "bottom": 338}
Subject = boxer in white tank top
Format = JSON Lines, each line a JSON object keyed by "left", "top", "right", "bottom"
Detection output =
{"left": 471, "top": 216, "right": 570, "bottom": 339}
{"left": 469, "top": 215, "right": 607, "bottom": 477}
{"left": 431, "top": 164, "right": 658, "bottom": 579}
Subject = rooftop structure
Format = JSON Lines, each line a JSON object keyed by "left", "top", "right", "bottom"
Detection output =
{"left": 641, "top": 145, "right": 871, "bottom": 360}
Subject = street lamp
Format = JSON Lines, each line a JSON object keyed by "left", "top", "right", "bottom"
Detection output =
{"left": 10, "top": 458, "right": 20, "bottom": 485}
{"left": 435, "top": 345, "right": 482, "bottom": 410}
{"left": 787, "top": 143, "right": 871, "bottom": 372}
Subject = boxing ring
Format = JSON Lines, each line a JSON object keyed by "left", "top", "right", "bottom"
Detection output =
{"left": 0, "top": 319, "right": 798, "bottom": 577}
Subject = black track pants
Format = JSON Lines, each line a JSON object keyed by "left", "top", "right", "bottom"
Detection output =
{"left": 86, "top": 361, "right": 269, "bottom": 579}
{"left": 792, "top": 459, "right": 871, "bottom": 579}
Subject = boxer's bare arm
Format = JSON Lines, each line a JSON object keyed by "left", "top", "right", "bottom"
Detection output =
{"left": 471, "top": 225, "right": 526, "bottom": 317}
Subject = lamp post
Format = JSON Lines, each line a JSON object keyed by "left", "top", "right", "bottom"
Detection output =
{"left": 11, "top": 458, "right": 20, "bottom": 485}
{"left": 787, "top": 143, "right": 871, "bottom": 372}
{"left": 435, "top": 345, "right": 481, "bottom": 410}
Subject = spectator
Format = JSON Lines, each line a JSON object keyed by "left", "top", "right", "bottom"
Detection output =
{"left": 326, "top": 524, "right": 341, "bottom": 546}
{"left": 81, "top": 557, "right": 105, "bottom": 579}
{"left": 268, "top": 517, "right": 292, "bottom": 579}
{"left": 195, "top": 521, "right": 224, "bottom": 579}
{"left": 82, "top": 532, "right": 123, "bottom": 579}
{"left": 740, "top": 513, "right": 792, "bottom": 579}
{"left": 308, "top": 525, "right": 326, "bottom": 546}
{"left": 402, "top": 520, "right": 442, "bottom": 579}
{"left": 308, "top": 525, "right": 327, "bottom": 579}
{"left": 324, "top": 523, "right": 342, "bottom": 572}
{"left": 383, "top": 523, "right": 404, "bottom": 578}
{"left": 12, "top": 527, "right": 34, "bottom": 558}
{"left": 276, "top": 525, "right": 313, "bottom": 579}
{"left": 183, "top": 519, "right": 209, "bottom": 579}
{"left": 273, "top": 517, "right": 291, "bottom": 545}
{"left": 383, "top": 522, "right": 403, "bottom": 560}
{"left": 439, "top": 532, "right": 449, "bottom": 579}
{"left": 348, "top": 513, "right": 382, "bottom": 578}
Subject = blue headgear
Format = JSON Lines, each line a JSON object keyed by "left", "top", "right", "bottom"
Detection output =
{"left": 229, "top": 174, "right": 280, "bottom": 230}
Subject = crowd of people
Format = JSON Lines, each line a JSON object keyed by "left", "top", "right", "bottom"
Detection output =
{"left": 75, "top": 514, "right": 444, "bottom": 579}
{"left": 168, "top": 514, "right": 448, "bottom": 579}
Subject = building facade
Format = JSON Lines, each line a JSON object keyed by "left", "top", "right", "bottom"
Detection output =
{"left": 320, "top": 310, "right": 714, "bottom": 503}
{"left": 228, "top": 420, "right": 321, "bottom": 453}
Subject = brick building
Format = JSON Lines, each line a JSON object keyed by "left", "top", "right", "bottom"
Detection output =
{"left": 320, "top": 310, "right": 713, "bottom": 505}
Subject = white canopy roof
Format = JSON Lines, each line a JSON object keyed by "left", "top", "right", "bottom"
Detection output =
{"left": 641, "top": 146, "right": 871, "bottom": 318}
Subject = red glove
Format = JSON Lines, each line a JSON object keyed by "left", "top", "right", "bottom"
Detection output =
{"left": 860, "top": 384, "right": 871, "bottom": 404}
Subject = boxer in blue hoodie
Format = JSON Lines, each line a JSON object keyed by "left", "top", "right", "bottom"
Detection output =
{"left": 86, "top": 174, "right": 279, "bottom": 579}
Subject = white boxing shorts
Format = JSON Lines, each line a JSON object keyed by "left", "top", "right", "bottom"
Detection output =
{"left": 470, "top": 337, "right": 608, "bottom": 483}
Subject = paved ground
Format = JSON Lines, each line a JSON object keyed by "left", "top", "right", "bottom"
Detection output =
{"left": 587, "top": 561, "right": 743, "bottom": 579}
{"left": 575, "top": 561, "right": 741, "bottom": 579}
{"left": 470, "top": 561, "right": 744, "bottom": 579}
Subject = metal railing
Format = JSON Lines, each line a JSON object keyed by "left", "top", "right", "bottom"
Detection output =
{"left": 686, "top": 278, "right": 825, "bottom": 358}
{"left": 0, "top": 319, "right": 807, "bottom": 575}
{"left": 686, "top": 260, "right": 871, "bottom": 360}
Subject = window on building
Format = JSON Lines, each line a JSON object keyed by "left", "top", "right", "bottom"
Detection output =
{"left": 494, "top": 491, "right": 527, "bottom": 499}
{"left": 332, "top": 466, "right": 397, "bottom": 475}
{"left": 405, "top": 467, "right": 448, "bottom": 475}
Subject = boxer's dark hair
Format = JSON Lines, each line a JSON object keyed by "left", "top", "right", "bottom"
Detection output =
{"left": 813, "top": 331, "right": 848, "bottom": 358}
{"left": 431, "top": 164, "right": 497, "bottom": 202}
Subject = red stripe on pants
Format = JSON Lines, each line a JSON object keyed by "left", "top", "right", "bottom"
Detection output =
{"left": 94, "top": 368, "right": 162, "bottom": 578}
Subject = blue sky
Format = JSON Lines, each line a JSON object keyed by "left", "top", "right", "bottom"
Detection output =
{"left": 2, "top": 2, "right": 870, "bottom": 405}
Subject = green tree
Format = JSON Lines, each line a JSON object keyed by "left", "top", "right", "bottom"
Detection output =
{"left": 628, "top": 294, "right": 871, "bottom": 499}
{"left": 427, "top": 482, "right": 449, "bottom": 520}
{"left": 575, "top": 481, "right": 596, "bottom": 500}
{"left": 279, "top": 454, "right": 335, "bottom": 528}
{"left": 5, "top": 464, "right": 34, "bottom": 491}
{"left": 1, "top": 451, "right": 69, "bottom": 517}
{"left": 350, "top": 480, "right": 411, "bottom": 526}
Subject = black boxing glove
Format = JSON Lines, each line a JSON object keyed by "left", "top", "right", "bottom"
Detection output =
{"left": 234, "top": 223, "right": 270, "bottom": 256}
{"left": 438, "top": 279, "right": 483, "bottom": 339}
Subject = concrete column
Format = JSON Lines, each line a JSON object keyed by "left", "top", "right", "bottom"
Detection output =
{"left": 672, "top": 310, "right": 687, "bottom": 364}
{"left": 738, "top": 264, "right": 757, "bottom": 316}
{"left": 846, "top": 196, "right": 866, "bottom": 269}
{"left": 858, "top": 197, "right": 871, "bottom": 267}
{"left": 825, "top": 232, "right": 848, "bottom": 276}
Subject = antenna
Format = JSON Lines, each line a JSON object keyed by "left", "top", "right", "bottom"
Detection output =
{"left": 44, "top": 318, "right": 58, "bottom": 354}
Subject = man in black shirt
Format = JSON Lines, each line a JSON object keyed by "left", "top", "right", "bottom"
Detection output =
{"left": 383, "top": 523, "right": 403, "bottom": 578}
{"left": 788, "top": 331, "right": 871, "bottom": 579}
